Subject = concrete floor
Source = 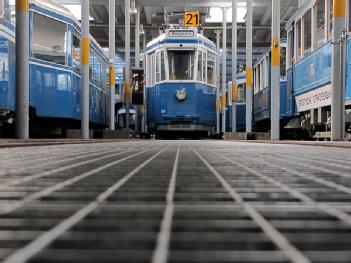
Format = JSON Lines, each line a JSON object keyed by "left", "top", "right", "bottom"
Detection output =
{"left": 0, "top": 140, "right": 351, "bottom": 263}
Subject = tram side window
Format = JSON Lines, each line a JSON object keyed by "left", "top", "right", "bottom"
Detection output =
{"left": 237, "top": 83, "right": 246, "bottom": 103}
{"left": 161, "top": 51, "right": 166, "bottom": 81}
{"left": 280, "top": 47, "right": 287, "bottom": 78}
{"left": 253, "top": 69, "right": 257, "bottom": 94}
{"left": 287, "top": 30, "right": 294, "bottom": 68}
{"left": 257, "top": 66, "right": 261, "bottom": 93}
{"left": 72, "top": 30, "right": 80, "bottom": 73}
{"left": 156, "top": 52, "right": 161, "bottom": 82}
{"left": 90, "top": 49, "right": 103, "bottom": 86}
{"left": 168, "top": 50, "right": 195, "bottom": 80}
{"left": 316, "top": 0, "right": 325, "bottom": 47}
{"left": 304, "top": 9, "right": 312, "bottom": 56}
{"left": 296, "top": 19, "right": 302, "bottom": 60}
{"left": 264, "top": 57, "right": 269, "bottom": 88}
{"left": 0, "top": 53, "right": 9, "bottom": 81}
{"left": 197, "top": 50, "right": 203, "bottom": 82}
{"left": 32, "top": 13, "right": 67, "bottom": 65}
{"left": 152, "top": 53, "right": 156, "bottom": 84}
{"left": 146, "top": 54, "right": 151, "bottom": 86}
{"left": 207, "top": 52, "right": 216, "bottom": 86}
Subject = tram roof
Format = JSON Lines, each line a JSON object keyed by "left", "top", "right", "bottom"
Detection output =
{"left": 145, "top": 28, "right": 216, "bottom": 53}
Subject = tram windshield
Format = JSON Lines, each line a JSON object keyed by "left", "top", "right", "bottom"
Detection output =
{"left": 168, "top": 50, "right": 195, "bottom": 80}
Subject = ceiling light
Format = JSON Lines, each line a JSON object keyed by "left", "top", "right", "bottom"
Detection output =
{"left": 130, "top": 0, "right": 138, "bottom": 14}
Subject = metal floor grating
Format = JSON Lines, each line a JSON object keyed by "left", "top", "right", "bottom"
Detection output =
{"left": 0, "top": 141, "right": 351, "bottom": 262}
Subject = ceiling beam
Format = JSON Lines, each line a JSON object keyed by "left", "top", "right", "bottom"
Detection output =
{"left": 54, "top": 0, "right": 297, "bottom": 8}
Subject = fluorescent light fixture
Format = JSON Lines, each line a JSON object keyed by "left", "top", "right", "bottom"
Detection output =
{"left": 206, "top": 5, "right": 247, "bottom": 23}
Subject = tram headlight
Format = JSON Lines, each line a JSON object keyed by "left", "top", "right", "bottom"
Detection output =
{"left": 176, "top": 89, "right": 187, "bottom": 101}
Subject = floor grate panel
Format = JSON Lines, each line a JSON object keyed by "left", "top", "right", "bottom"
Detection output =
{"left": 0, "top": 141, "right": 350, "bottom": 262}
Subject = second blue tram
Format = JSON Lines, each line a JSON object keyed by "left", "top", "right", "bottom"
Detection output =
{"left": 145, "top": 26, "right": 218, "bottom": 138}
{"left": 252, "top": 40, "right": 292, "bottom": 132}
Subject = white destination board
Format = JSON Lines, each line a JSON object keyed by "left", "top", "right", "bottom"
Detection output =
{"left": 295, "top": 84, "right": 332, "bottom": 112}
{"left": 168, "top": 30, "right": 195, "bottom": 38}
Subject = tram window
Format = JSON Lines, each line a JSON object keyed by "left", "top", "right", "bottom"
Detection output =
{"left": 151, "top": 54, "right": 156, "bottom": 85}
{"left": 287, "top": 30, "right": 294, "bottom": 67}
{"left": 207, "top": 52, "right": 216, "bottom": 85}
{"left": 90, "top": 49, "right": 103, "bottom": 86}
{"left": 264, "top": 57, "right": 269, "bottom": 87}
{"left": 316, "top": 0, "right": 325, "bottom": 47}
{"left": 72, "top": 30, "right": 80, "bottom": 73}
{"left": 197, "top": 50, "right": 203, "bottom": 82}
{"left": 203, "top": 52, "right": 207, "bottom": 83}
{"left": 156, "top": 52, "right": 161, "bottom": 82}
{"left": 260, "top": 63, "right": 264, "bottom": 91}
{"left": 296, "top": 19, "right": 302, "bottom": 60}
{"left": 168, "top": 50, "right": 195, "bottom": 80}
{"left": 57, "top": 74, "right": 68, "bottom": 91}
{"left": 237, "top": 83, "right": 246, "bottom": 103}
{"left": 32, "top": 13, "right": 67, "bottom": 65}
{"left": 256, "top": 64, "right": 261, "bottom": 90}
{"left": 0, "top": 53, "right": 9, "bottom": 81}
{"left": 304, "top": 9, "right": 312, "bottom": 56}
{"left": 253, "top": 69, "right": 257, "bottom": 94}
{"left": 146, "top": 54, "right": 151, "bottom": 86}
{"left": 280, "top": 47, "right": 287, "bottom": 78}
{"left": 161, "top": 51, "right": 166, "bottom": 81}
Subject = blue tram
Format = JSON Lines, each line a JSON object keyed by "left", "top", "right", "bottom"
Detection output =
{"left": 145, "top": 26, "right": 218, "bottom": 138}
{"left": 227, "top": 71, "right": 247, "bottom": 132}
{"left": 252, "top": 40, "right": 292, "bottom": 132}
{"left": 236, "top": 0, "right": 351, "bottom": 139}
{"left": 0, "top": 0, "right": 110, "bottom": 135}
{"left": 285, "top": 0, "right": 351, "bottom": 138}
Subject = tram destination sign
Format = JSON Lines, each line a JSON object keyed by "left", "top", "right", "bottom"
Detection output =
{"left": 168, "top": 30, "right": 195, "bottom": 38}
{"left": 295, "top": 84, "right": 332, "bottom": 112}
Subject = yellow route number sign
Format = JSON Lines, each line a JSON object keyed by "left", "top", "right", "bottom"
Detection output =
{"left": 184, "top": 12, "right": 200, "bottom": 27}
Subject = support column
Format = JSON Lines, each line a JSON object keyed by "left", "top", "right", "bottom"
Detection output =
{"left": 141, "top": 30, "right": 147, "bottom": 133}
{"left": 109, "top": 0, "right": 116, "bottom": 131}
{"left": 81, "top": 0, "right": 90, "bottom": 139}
{"left": 331, "top": 0, "right": 346, "bottom": 141}
{"left": 15, "top": 0, "right": 29, "bottom": 139}
{"left": 215, "top": 30, "right": 221, "bottom": 135}
{"left": 246, "top": 0, "right": 253, "bottom": 134}
{"left": 125, "top": 0, "right": 131, "bottom": 133}
{"left": 271, "top": 0, "right": 280, "bottom": 140}
{"left": 222, "top": 7, "right": 227, "bottom": 134}
{"left": 135, "top": 6, "right": 141, "bottom": 132}
{"left": 231, "top": 0, "right": 237, "bottom": 132}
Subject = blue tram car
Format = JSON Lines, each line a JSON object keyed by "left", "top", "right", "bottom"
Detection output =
{"left": 285, "top": 0, "right": 351, "bottom": 139}
{"left": 0, "top": 0, "right": 110, "bottom": 136}
{"left": 252, "top": 40, "right": 292, "bottom": 132}
{"left": 227, "top": 71, "right": 247, "bottom": 132}
{"left": 145, "top": 26, "right": 218, "bottom": 138}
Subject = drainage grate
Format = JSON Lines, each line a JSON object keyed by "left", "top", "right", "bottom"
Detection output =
{"left": 0, "top": 141, "right": 350, "bottom": 262}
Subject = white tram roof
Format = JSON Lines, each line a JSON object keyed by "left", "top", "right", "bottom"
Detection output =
{"left": 30, "top": 0, "right": 107, "bottom": 58}
{"left": 31, "top": 0, "right": 75, "bottom": 21}
{"left": 145, "top": 27, "right": 217, "bottom": 54}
